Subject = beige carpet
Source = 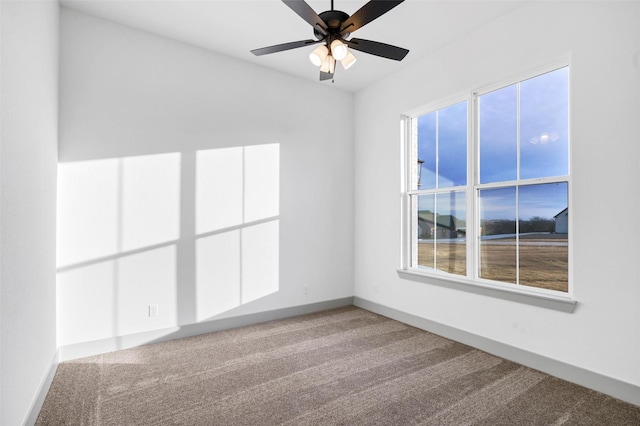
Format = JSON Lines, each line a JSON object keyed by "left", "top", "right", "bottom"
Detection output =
{"left": 37, "top": 306, "right": 640, "bottom": 425}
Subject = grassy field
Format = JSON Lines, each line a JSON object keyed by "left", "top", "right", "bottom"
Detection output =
{"left": 418, "top": 235, "right": 568, "bottom": 292}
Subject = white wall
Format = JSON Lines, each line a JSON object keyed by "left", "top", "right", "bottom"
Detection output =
{"left": 57, "top": 8, "right": 354, "bottom": 352}
{"left": 354, "top": 0, "right": 640, "bottom": 393}
{"left": 0, "top": 1, "right": 59, "bottom": 424}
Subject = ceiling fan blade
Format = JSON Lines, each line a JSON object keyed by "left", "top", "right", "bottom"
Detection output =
{"left": 340, "top": 0, "right": 404, "bottom": 34}
{"left": 251, "top": 39, "right": 321, "bottom": 56}
{"left": 319, "top": 71, "right": 334, "bottom": 81}
{"left": 282, "top": 0, "right": 328, "bottom": 36}
{"left": 346, "top": 38, "right": 409, "bottom": 61}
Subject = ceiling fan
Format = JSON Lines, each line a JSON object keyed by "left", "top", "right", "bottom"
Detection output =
{"left": 251, "top": 0, "right": 409, "bottom": 82}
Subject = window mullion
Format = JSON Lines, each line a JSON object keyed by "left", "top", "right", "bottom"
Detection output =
{"left": 409, "top": 116, "right": 418, "bottom": 191}
{"left": 433, "top": 193, "right": 437, "bottom": 269}
{"left": 435, "top": 111, "right": 439, "bottom": 189}
{"left": 410, "top": 195, "right": 418, "bottom": 268}
{"left": 515, "top": 82, "right": 521, "bottom": 285}
{"left": 515, "top": 187, "right": 520, "bottom": 285}
{"left": 469, "top": 92, "right": 479, "bottom": 280}
{"left": 476, "top": 176, "right": 569, "bottom": 191}
{"left": 516, "top": 82, "right": 521, "bottom": 182}
{"left": 402, "top": 115, "right": 414, "bottom": 270}
{"left": 408, "top": 186, "right": 467, "bottom": 196}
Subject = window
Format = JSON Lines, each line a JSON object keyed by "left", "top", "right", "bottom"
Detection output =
{"left": 405, "top": 66, "right": 570, "bottom": 294}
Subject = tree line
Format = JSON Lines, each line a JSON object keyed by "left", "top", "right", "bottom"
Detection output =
{"left": 481, "top": 216, "right": 555, "bottom": 236}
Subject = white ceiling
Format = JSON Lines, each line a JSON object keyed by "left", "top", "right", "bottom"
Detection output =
{"left": 60, "top": 0, "right": 526, "bottom": 92}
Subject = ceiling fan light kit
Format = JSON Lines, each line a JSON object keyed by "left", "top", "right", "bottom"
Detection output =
{"left": 341, "top": 50, "right": 357, "bottom": 70}
{"left": 320, "top": 54, "right": 336, "bottom": 74}
{"left": 330, "top": 39, "right": 348, "bottom": 61}
{"left": 309, "top": 44, "right": 329, "bottom": 66}
{"left": 250, "top": 0, "right": 409, "bottom": 82}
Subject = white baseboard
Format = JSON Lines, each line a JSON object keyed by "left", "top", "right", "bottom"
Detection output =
{"left": 354, "top": 297, "right": 640, "bottom": 408}
{"left": 24, "top": 350, "right": 59, "bottom": 426}
{"left": 59, "top": 297, "right": 354, "bottom": 362}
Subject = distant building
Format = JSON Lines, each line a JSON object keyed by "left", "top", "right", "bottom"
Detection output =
{"left": 417, "top": 211, "right": 466, "bottom": 239}
{"left": 554, "top": 208, "right": 568, "bottom": 234}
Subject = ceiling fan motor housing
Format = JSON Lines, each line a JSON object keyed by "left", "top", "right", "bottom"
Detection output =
{"left": 314, "top": 10, "right": 351, "bottom": 40}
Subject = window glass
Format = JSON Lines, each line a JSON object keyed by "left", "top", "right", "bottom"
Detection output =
{"left": 438, "top": 102, "right": 467, "bottom": 188}
{"left": 415, "top": 192, "right": 466, "bottom": 276}
{"left": 479, "top": 85, "right": 517, "bottom": 184}
{"left": 479, "top": 187, "right": 517, "bottom": 283}
{"left": 520, "top": 68, "right": 569, "bottom": 179}
{"left": 416, "top": 194, "right": 435, "bottom": 268}
{"left": 417, "top": 101, "right": 467, "bottom": 189}
{"left": 518, "top": 183, "right": 568, "bottom": 291}
{"left": 434, "top": 192, "right": 466, "bottom": 275}
{"left": 417, "top": 113, "right": 436, "bottom": 189}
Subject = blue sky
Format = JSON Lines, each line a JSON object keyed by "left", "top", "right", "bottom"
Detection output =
{"left": 417, "top": 67, "right": 569, "bottom": 222}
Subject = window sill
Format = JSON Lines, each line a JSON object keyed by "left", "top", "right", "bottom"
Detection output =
{"left": 396, "top": 269, "right": 577, "bottom": 313}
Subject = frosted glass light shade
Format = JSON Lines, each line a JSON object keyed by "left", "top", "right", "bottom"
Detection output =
{"left": 320, "top": 55, "right": 335, "bottom": 73}
{"left": 309, "top": 45, "right": 329, "bottom": 66}
{"left": 330, "top": 39, "right": 348, "bottom": 61}
{"left": 340, "top": 51, "right": 357, "bottom": 70}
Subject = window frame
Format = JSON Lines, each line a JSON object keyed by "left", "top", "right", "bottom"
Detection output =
{"left": 399, "top": 63, "right": 575, "bottom": 311}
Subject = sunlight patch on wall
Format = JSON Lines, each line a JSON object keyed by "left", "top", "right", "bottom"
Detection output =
{"left": 195, "top": 143, "right": 280, "bottom": 321}
{"left": 57, "top": 145, "right": 281, "bottom": 343}
{"left": 57, "top": 246, "right": 177, "bottom": 347}
{"left": 195, "top": 147, "right": 243, "bottom": 234}
{"left": 57, "top": 158, "right": 120, "bottom": 267}
{"left": 196, "top": 231, "right": 241, "bottom": 319}
{"left": 244, "top": 143, "right": 280, "bottom": 223}
{"left": 121, "top": 153, "right": 180, "bottom": 251}
{"left": 56, "top": 153, "right": 181, "bottom": 347}
{"left": 57, "top": 261, "right": 116, "bottom": 346}
{"left": 57, "top": 152, "right": 181, "bottom": 267}
{"left": 242, "top": 220, "right": 279, "bottom": 304}
{"left": 116, "top": 246, "right": 178, "bottom": 336}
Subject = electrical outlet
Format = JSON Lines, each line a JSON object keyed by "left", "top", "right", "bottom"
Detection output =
{"left": 149, "top": 304, "right": 159, "bottom": 317}
{"left": 304, "top": 285, "right": 309, "bottom": 295}
{"left": 374, "top": 285, "right": 379, "bottom": 294}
